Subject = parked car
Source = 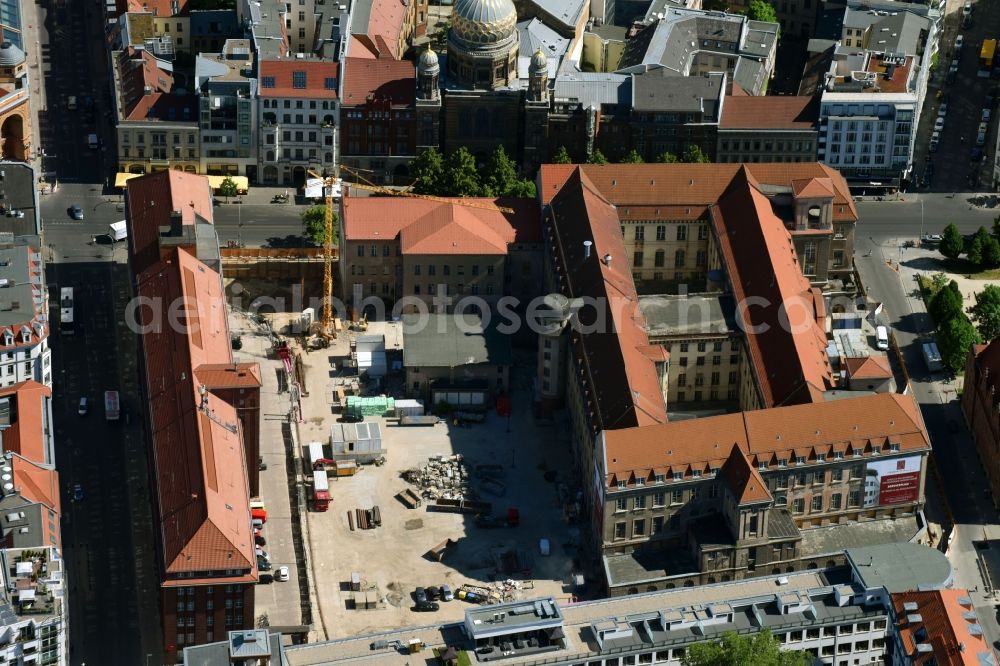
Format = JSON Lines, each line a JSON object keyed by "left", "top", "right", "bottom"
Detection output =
{"left": 69, "top": 204, "right": 84, "bottom": 220}
{"left": 78, "top": 397, "right": 88, "bottom": 416}
{"left": 252, "top": 518, "right": 264, "bottom": 529}
{"left": 426, "top": 586, "right": 441, "bottom": 601}
{"left": 441, "top": 584, "right": 454, "bottom": 601}
{"left": 413, "top": 601, "right": 439, "bottom": 612}
{"left": 972, "top": 147, "right": 984, "bottom": 161}
{"left": 258, "top": 573, "right": 274, "bottom": 584}
{"left": 938, "top": 102, "right": 948, "bottom": 118}
{"left": 255, "top": 547, "right": 269, "bottom": 561}
{"left": 255, "top": 534, "right": 266, "bottom": 546}
{"left": 956, "top": 34, "right": 965, "bottom": 51}
{"left": 73, "top": 484, "right": 83, "bottom": 501}
{"left": 257, "top": 555, "right": 272, "bottom": 571}
{"left": 414, "top": 587, "right": 428, "bottom": 604}
{"left": 933, "top": 117, "right": 945, "bottom": 132}
{"left": 922, "top": 234, "right": 943, "bottom": 244}
{"left": 276, "top": 566, "right": 290, "bottom": 582}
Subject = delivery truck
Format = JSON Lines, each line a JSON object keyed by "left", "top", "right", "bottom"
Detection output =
{"left": 104, "top": 390, "right": 120, "bottom": 422}
{"left": 109, "top": 220, "right": 127, "bottom": 242}
{"left": 313, "top": 470, "right": 330, "bottom": 511}
{"left": 922, "top": 342, "right": 943, "bottom": 372}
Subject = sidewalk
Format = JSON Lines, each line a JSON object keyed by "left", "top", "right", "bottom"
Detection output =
{"left": 20, "top": 0, "right": 47, "bottom": 171}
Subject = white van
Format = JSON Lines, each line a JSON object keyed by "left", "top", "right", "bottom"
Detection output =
{"left": 875, "top": 326, "right": 890, "bottom": 351}
{"left": 108, "top": 220, "right": 127, "bottom": 242}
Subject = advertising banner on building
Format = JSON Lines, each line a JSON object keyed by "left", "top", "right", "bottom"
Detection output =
{"left": 863, "top": 455, "right": 921, "bottom": 507}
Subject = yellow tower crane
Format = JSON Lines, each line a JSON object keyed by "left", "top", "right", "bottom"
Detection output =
{"left": 306, "top": 169, "right": 339, "bottom": 339}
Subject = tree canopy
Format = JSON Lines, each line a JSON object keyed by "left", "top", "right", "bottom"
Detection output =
{"left": 682, "top": 630, "right": 809, "bottom": 666}
{"left": 621, "top": 149, "right": 645, "bottom": 163}
{"left": 218, "top": 176, "right": 239, "bottom": 202}
{"left": 681, "top": 144, "right": 711, "bottom": 163}
{"left": 745, "top": 0, "right": 778, "bottom": 24}
{"left": 553, "top": 146, "right": 573, "bottom": 164}
{"left": 588, "top": 149, "right": 609, "bottom": 164}
{"left": 929, "top": 279, "right": 964, "bottom": 323}
{"left": 657, "top": 151, "right": 679, "bottom": 163}
{"left": 408, "top": 146, "right": 535, "bottom": 198}
{"left": 410, "top": 148, "right": 445, "bottom": 195}
{"left": 940, "top": 223, "right": 964, "bottom": 259}
{"left": 970, "top": 284, "right": 1000, "bottom": 342}
{"left": 301, "top": 206, "right": 334, "bottom": 247}
{"left": 938, "top": 315, "right": 980, "bottom": 372}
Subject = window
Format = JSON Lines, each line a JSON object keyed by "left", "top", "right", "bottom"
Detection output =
{"left": 653, "top": 516, "right": 664, "bottom": 533}
{"left": 698, "top": 225, "right": 709, "bottom": 240}
{"left": 653, "top": 492, "right": 665, "bottom": 507}
{"left": 633, "top": 519, "right": 646, "bottom": 537}
{"left": 677, "top": 225, "right": 687, "bottom": 241}
{"left": 655, "top": 250, "right": 665, "bottom": 267}
{"left": 634, "top": 495, "right": 646, "bottom": 509}
{"left": 292, "top": 71, "right": 307, "bottom": 88}
{"left": 635, "top": 225, "right": 645, "bottom": 241}
{"left": 614, "top": 522, "right": 626, "bottom": 539}
{"left": 656, "top": 225, "right": 666, "bottom": 240}
{"left": 795, "top": 455, "right": 806, "bottom": 465}
{"left": 616, "top": 498, "right": 627, "bottom": 512}
{"left": 831, "top": 468, "right": 843, "bottom": 481}
{"left": 848, "top": 490, "right": 861, "bottom": 507}
{"left": 830, "top": 493, "right": 842, "bottom": 510}
{"left": 811, "top": 495, "right": 823, "bottom": 511}
{"left": 262, "top": 76, "right": 275, "bottom": 88}
{"left": 793, "top": 498, "right": 805, "bottom": 513}
{"left": 634, "top": 251, "right": 644, "bottom": 267}
{"left": 671, "top": 489, "right": 683, "bottom": 504}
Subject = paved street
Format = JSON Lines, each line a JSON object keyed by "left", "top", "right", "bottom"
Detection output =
{"left": 855, "top": 199, "right": 1000, "bottom": 650}
{"left": 912, "top": 0, "right": 1000, "bottom": 192}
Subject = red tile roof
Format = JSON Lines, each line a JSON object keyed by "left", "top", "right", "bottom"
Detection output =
{"left": 720, "top": 443, "right": 772, "bottom": 504}
{"left": 712, "top": 167, "right": 833, "bottom": 407}
{"left": 137, "top": 247, "right": 256, "bottom": 577}
{"left": 126, "top": 171, "right": 215, "bottom": 275}
{"left": 124, "top": 91, "right": 198, "bottom": 122}
{"left": 845, "top": 355, "right": 892, "bottom": 380}
{"left": 548, "top": 168, "right": 668, "bottom": 432}
{"left": 538, "top": 163, "right": 858, "bottom": 223}
{"left": 341, "top": 194, "right": 540, "bottom": 253}
{"left": 0, "top": 381, "right": 52, "bottom": 464}
{"left": 792, "top": 177, "right": 834, "bottom": 199}
{"left": 118, "top": 48, "right": 174, "bottom": 113}
{"left": 341, "top": 53, "right": 415, "bottom": 107}
{"left": 118, "top": 0, "right": 188, "bottom": 16}
{"left": 892, "top": 589, "right": 990, "bottom": 665}
{"left": 602, "top": 392, "right": 929, "bottom": 488}
{"left": 195, "top": 363, "right": 263, "bottom": 389}
{"left": 719, "top": 94, "right": 819, "bottom": 130}
{"left": 352, "top": 0, "right": 410, "bottom": 59}
{"left": 258, "top": 60, "right": 339, "bottom": 99}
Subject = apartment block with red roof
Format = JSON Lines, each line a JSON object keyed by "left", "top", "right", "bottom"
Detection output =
{"left": 338, "top": 192, "right": 542, "bottom": 313}
{"left": 256, "top": 58, "right": 339, "bottom": 186}
{"left": 890, "top": 589, "right": 993, "bottom": 666}
{"left": 716, "top": 94, "right": 820, "bottom": 164}
{"left": 0, "top": 380, "right": 68, "bottom": 664}
{"left": 962, "top": 340, "right": 1000, "bottom": 509}
{"left": 113, "top": 47, "right": 201, "bottom": 176}
{"left": 594, "top": 392, "right": 931, "bottom": 594}
{"left": 338, "top": 40, "right": 417, "bottom": 184}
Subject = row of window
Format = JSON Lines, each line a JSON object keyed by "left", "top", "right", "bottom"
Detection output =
{"left": 260, "top": 99, "right": 335, "bottom": 110}
{"left": 675, "top": 388, "right": 738, "bottom": 402}
{"left": 627, "top": 223, "right": 710, "bottom": 242}
{"left": 719, "top": 139, "right": 814, "bottom": 153}
{"left": 676, "top": 370, "right": 737, "bottom": 387}
{"left": 633, "top": 249, "right": 707, "bottom": 269}
{"left": 676, "top": 355, "right": 740, "bottom": 368}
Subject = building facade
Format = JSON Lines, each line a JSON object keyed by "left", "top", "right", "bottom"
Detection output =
{"left": 716, "top": 94, "right": 820, "bottom": 164}
{"left": 595, "top": 392, "right": 931, "bottom": 593}
{"left": 257, "top": 59, "right": 339, "bottom": 185}
{"left": 962, "top": 339, "right": 1000, "bottom": 509}
{"left": 195, "top": 39, "right": 257, "bottom": 178}
{"left": 0, "top": 246, "right": 50, "bottom": 388}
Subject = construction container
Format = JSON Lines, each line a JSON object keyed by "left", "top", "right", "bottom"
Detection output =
{"left": 345, "top": 395, "right": 395, "bottom": 418}
{"left": 335, "top": 460, "right": 358, "bottom": 477}
{"left": 351, "top": 572, "right": 361, "bottom": 591}
{"left": 394, "top": 399, "right": 425, "bottom": 418}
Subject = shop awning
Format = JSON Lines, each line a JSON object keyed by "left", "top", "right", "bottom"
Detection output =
{"left": 206, "top": 175, "right": 249, "bottom": 193}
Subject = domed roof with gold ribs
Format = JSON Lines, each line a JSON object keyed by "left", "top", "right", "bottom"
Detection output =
{"left": 451, "top": 0, "right": 517, "bottom": 47}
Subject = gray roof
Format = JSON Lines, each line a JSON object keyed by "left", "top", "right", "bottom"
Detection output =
{"left": 553, "top": 72, "right": 631, "bottom": 109}
{"left": 845, "top": 542, "right": 952, "bottom": 593}
{"left": 401, "top": 314, "right": 513, "bottom": 368}
{"left": 732, "top": 57, "right": 765, "bottom": 95}
{"left": 639, "top": 294, "right": 736, "bottom": 338}
{"left": 631, "top": 69, "right": 724, "bottom": 114}
{"left": 841, "top": 7, "right": 930, "bottom": 55}
{"left": 183, "top": 631, "right": 284, "bottom": 665}
{"left": 526, "top": 0, "right": 587, "bottom": 34}
{"left": 0, "top": 495, "right": 43, "bottom": 549}
{"left": 0, "top": 162, "right": 40, "bottom": 237}
{"left": 248, "top": 0, "right": 288, "bottom": 60}
{"left": 846, "top": 0, "right": 935, "bottom": 18}
{"left": 588, "top": 24, "right": 627, "bottom": 42}
{"left": 743, "top": 21, "right": 779, "bottom": 57}
{"left": 517, "top": 17, "right": 568, "bottom": 78}
{"left": 0, "top": 246, "right": 41, "bottom": 329}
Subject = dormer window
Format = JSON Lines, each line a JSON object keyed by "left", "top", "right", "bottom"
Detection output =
{"left": 2, "top": 330, "right": 12, "bottom": 346}
{"left": 816, "top": 454, "right": 826, "bottom": 462}
{"left": 635, "top": 477, "right": 645, "bottom": 487}
{"left": 795, "top": 456, "right": 806, "bottom": 465}
{"left": 617, "top": 480, "right": 626, "bottom": 489}
{"left": 758, "top": 461, "right": 767, "bottom": 471}
{"left": 692, "top": 470, "right": 702, "bottom": 479}
{"left": 777, "top": 458, "right": 788, "bottom": 467}
{"left": 654, "top": 474, "right": 665, "bottom": 484}
{"left": 710, "top": 467, "right": 720, "bottom": 476}
{"left": 889, "top": 443, "right": 901, "bottom": 452}
{"left": 673, "top": 472, "right": 683, "bottom": 481}
{"left": 833, "top": 451, "right": 844, "bottom": 460}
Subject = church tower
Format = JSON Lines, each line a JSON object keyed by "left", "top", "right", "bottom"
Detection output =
{"left": 522, "top": 49, "right": 550, "bottom": 172}
{"left": 415, "top": 47, "right": 442, "bottom": 154}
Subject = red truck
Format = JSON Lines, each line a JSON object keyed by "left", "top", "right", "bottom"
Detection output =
{"left": 313, "top": 470, "right": 330, "bottom": 512}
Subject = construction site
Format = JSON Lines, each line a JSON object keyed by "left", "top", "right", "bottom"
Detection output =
{"left": 231, "top": 177, "right": 586, "bottom": 639}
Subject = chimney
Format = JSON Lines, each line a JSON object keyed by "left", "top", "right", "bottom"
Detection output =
{"left": 603, "top": 253, "right": 612, "bottom": 267}
{"left": 169, "top": 209, "right": 183, "bottom": 236}
{"left": 583, "top": 240, "right": 593, "bottom": 258}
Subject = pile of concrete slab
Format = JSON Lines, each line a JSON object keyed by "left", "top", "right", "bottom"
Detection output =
{"left": 404, "top": 454, "right": 473, "bottom": 501}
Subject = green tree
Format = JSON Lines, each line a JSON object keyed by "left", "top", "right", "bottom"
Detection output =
{"left": 938, "top": 315, "right": 980, "bottom": 373}
{"left": 683, "top": 630, "right": 809, "bottom": 666}
{"left": 970, "top": 285, "right": 1000, "bottom": 341}
{"left": 301, "top": 206, "right": 335, "bottom": 247}
{"left": 745, "top": 0, "right": 778, "bottom": 23}
{"left": 657, "top": 151, "right": 679, "bottom": 163}
{"left": 984, "top": 235, "right": 1000, "bottom": 268}
{"left": 483, "top": 146, "right": 519, "bottom": 197}
{"left": 588, "top": 149, "right": 609, "bottom": 164}
{"left": 443, "top": 147, "right": 482, "bottom": 196}
{"left": 553, "top": 146, "right": 573, "bottom": 164}
{"left": 410, "top": 148, "right": 445, "bottom": 195}
{"left": 992, "top": 214, "right": 1000, "bottom": 239}
{"left": 940, "top": 223, "right": 964, "bottom": 259}
{"left": 505, "top": 178, "right": 537, "bottom": 198}
{"left": 929, "top": 279, "right": 964, "bottom": 323}
{"left": 680, "top": 144, "right": 711, "bottom": 163}
{"left": 621, "top": 149, "right": 644, "bottom": 163}
{"left": 968, "top": 226, "right": 992, "bottom": 266}
{"left": 218, "top": 176, "right": 239, "bottom": 203}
